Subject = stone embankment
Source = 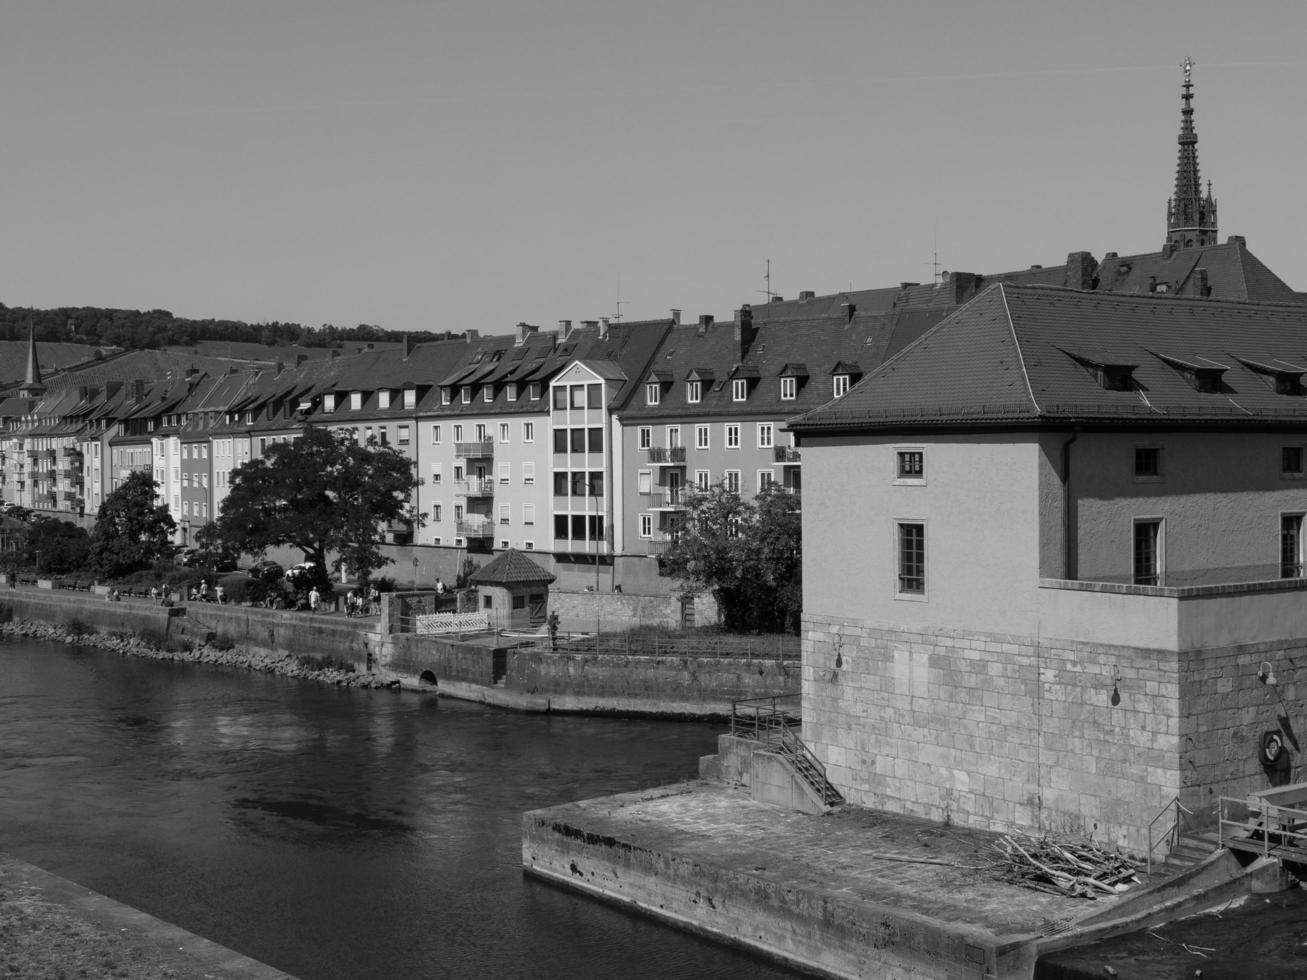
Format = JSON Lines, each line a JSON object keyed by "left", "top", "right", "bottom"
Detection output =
{"left": 0, "top": 617, "right": 392, "bottom": 690}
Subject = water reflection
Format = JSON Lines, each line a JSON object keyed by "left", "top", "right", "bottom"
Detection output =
{"left": 0, "top": 639, "right": 800, "bottom": 980}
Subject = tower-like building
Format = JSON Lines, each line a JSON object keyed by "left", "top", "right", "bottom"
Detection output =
{"left": 1166, "top": 56, "right": 1218, "bottom": 249}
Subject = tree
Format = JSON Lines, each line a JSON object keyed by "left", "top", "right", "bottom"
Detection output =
{"left": 88, "top": 471, "right": 177, "bottom": 578}
{"left": 212, "top": 425, "right": 420, "bottom": 585}
{"left": 658, "top": 483, "right": 802, "bottom": 634}
{"left": 20, "top": 517, "right": 91, "bottom": 575}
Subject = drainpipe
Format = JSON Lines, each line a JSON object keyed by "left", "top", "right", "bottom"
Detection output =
{"left": 1062, "top": 429, "right": 1079, "bottom": 579}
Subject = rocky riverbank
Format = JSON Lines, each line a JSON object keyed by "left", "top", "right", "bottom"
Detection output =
{"left": 0, "top": 617, "right": 399, "bottom": 690}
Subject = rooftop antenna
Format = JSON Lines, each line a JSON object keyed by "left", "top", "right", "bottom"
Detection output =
{"left": 756, "top": 258, "right": 776, "bottom": 302}
{"left": 924, "top": 225, "right": 943, "bottom": 283}
{"left": 610, "top": 277, "right": 625, "bottom": 321}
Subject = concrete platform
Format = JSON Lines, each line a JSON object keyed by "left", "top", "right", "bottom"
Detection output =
{"left": 523, "top": 781, "right": 1140, "bottom": 980}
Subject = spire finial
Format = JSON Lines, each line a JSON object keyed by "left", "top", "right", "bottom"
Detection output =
{"left": 20, "top": 316, "right": 46, "bottom": 397}
{"left": 1182, "top": 56, "right": 1193, "bottom": 84}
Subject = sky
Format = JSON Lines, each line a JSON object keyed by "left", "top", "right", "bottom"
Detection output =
{"left": 2, "top": 1, "right": 1305, "bottom": 335}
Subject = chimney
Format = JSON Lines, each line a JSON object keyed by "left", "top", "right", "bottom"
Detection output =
{"left": 515, "top": 322, "right": 538, "bottom": 346}
{"left": 296, "top": 354, "right": 308, "bottom": 367}
{"left": 558, "top": 320, "right": 572, "bottom": 339}
{"left": 1162, "top": 241, "right": 1176, "bottom": 258}
{"left": 950, "top": 273, "right": 983, "bottom": 303}
{"left": 1195, "top": 268, "right": 1211, "bottom": 297}
{"left": 733, "top": 305, "right": 757, "bottom": 359}
{"left": 1029, "top": 264, "right": 1043, "bottom": 270}
{"left": 697, "top": 314, "right": 714, "bottom": 337}
{"left": 798, "top": 290, "right": 815, "bottom": 301}
{"left": 1227, "top": 235, "right": 1246, "bottom": 248}
{"left": 770, "top": 295, "right": 784, "bottom": 303}
{"left": 899, "top": 282, "right": 919, "bottom": 290}
{"left": 840, "top": 301, "right": 856, "bottom": 324}
{"left": 465, "top": 329, "right": 479, "bottom": 343}
{"left": 1104, "top": 251, "right": 1118, "bottom": 260}
{"left": 598, "top": 317, "right": 610, "bottom": 339}
{"left": 1065, "top": 251, "right": 1097, "bottom": 291}
{"left": 403, "top": 334, "right": 416, "bottom": 359}
{"left": 670, "top": 309, "right": 681, "bottom": 325}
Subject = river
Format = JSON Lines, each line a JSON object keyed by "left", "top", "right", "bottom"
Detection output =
{"left": 0, "top": 638, "right": 801, "bottom": 980}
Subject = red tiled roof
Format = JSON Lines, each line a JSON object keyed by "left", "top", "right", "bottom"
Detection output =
{"left": 468, "top": 549, "right": 555, "bottom": 586}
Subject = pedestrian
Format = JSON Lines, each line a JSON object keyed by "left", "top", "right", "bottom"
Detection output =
{"left": 215, "top": 584, "right": 225, "bottom": 605}
{"left": 309, "top": 586, "right": 321, "bottom": 614}
{"left": 434, "top": 578, "right": 446, "bottom": 595}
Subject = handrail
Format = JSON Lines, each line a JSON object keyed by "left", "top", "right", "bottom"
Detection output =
{"left": 1145, "top": 796, "right": 1192, "bottom": 874}
{"left": 1219, "top": 794, "right": 1307, "bottom": 858}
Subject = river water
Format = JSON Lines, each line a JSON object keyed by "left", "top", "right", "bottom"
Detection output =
{"left": 0, "top": 638, "right": 800, "bottom": 980}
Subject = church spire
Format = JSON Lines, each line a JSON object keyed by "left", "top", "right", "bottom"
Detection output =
{"left": 1166, "top": 56, "right": 1218, "bottom": 249}
{"left": 19, "top": 317, "right": 46, "bottom": 398}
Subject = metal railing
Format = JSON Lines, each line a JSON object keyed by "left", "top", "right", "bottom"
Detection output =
{"left": 456, "top": 519, "right": 494, "bottom": 538}
{"left": 648, "top": 489, "right": 685, "bottom": 509}
{"left": 455, "top": 440, "right": 494, "bottom": 458}
{"left": 1219, "top": 794, "right": 1307, "bottom": 859}
{"left": 729, "top": 694, "right": 843, "bottom": 807}
{"left": 773, "top": 446, "right": 801, "bottom": 464}
{"left": 647, "top": 446, "right": 686, "bottom": 465}
{"left": 1146, "top": 795, "right": 1192, "bottom": 874}
{"left": 455, "top": 478, "right": 495, "bottom": 496}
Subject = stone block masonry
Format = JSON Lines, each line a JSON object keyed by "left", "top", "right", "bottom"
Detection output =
{"left": 803, "top": 613, "right": 1302, "bottom": 853}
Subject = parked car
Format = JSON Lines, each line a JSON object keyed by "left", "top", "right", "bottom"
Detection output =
{"left": 193, "top": 549, "right": 238, "bottom": 572}
{"left": 178, "top": 548, "right": 200, "bottom": 567}
{"left": 248, "top": 559, "right": 284, "bottom": 580}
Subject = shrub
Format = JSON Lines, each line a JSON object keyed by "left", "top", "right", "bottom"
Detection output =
{"left": 371, "top": 576, "right": 397, "bottom": 594}
{"left": 137, "top": 627, "right": 167, "bottom": 649}
{"left": 295, "top": 653, "right": 355, "bottom": 673}
{"left": 65, "top": 618, "right": 95, "bottom": 638}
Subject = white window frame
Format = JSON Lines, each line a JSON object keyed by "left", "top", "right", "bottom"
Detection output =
{"left": 687, "top": 380, "right": 701, "bottom": 403}
{"left": 461, "top": 386, "right": 472, "bottom": 404}
{"left": 522, "top": 421, "right": 534, "bottom": 443}
{"left": 523, "top": 462, "right": 535, "bottom": 486}
{"left": 350, "top": 391, "right": 362, "bottom": 410}
{"left": 431, "top": 425, "right": 442, "bottom": 445}
{"left": 696, "top": 425, "right": 709, "bottom": 450}
{"left": 523, "top": 503, "right": 536, "bottom": 526}
{"left": 646, "top": 382, "right": 661, "bottom": 406}
{"left": 483, "top": 386, "right": 494, "bottom": 403}
{"left": 499, "top": 423, "right": 510, "bottom": 444}
{"left": 757, "top": 423, "right": 773, "bottom": 449}
{"left": 780, "top": 377, "right": 796, "bottom": 401}
{"left": 640, "top": 513, "right": 653, "bottom": 538}
{"left": 499, "top": 504, "right": 511, "bottom": 525}
{"left": 506, "top": 382, "right": 518, "bottom": 402}
{"left": 638, "top": 426, "right": 652, "bottom": 450}
{"left": 895, "top": 520, "right": 927, "bottom": 600}
{"left": 403, "top": 388, "right": 416, "bottom": 409}
{"left": 638, "top": 470, "right": 652, "bottom": 494}
{"left": 833, "top": 375, "right": 850, "bottom": 398}
{"left": 757, "top": 470, "right": 774, "bottom": 492}
{"left": 498, "top": 461, "right": 510, "bottom": 484}
{"left": 323, "top": 393, "right": 336, "bottom": 413}
{"left": 725, "top": 424, "right": 740, "bottom": 450}
{"left": 379, "top": 390, "right": 391, "bottom": 409}
{"left": 732, "top": 378, "right": 747, "bottom": 401}
{"left": 695, "top": 469, "right": 710, "bottom": 491}
{"left": 397, "top": 424, "right": 410, "bottom": 445}
{"left": 725, "top": 469, "right": 741, "bottom": 493}
{"left": 1132, "top": 517, "right": 1165, "bottom": 586}
{"left": 431, "top": 463, "right": 442, "bottom": 485}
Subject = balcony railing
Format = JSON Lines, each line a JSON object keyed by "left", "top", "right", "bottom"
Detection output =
{"left": 647, "top": 446, "right": 686, "bottom": 465}
{"left": 455, "top": 478, "right": 495, "bottom": 497}
{"left": 455, "top": 440, "right": 494, "bottom": 458}
{"left": 649, "top": 534, "right": 678, "bottom": 554}
{"left": 648, "top": 489, "right": 686, "bottom": 510}
{"left": 456, "top": 518, "right": 494, "bottom": 539}
{"left": 774, "top": 446, "right": 802, "bottom": 464}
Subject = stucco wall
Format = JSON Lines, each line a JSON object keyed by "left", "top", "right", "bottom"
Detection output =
{"left": 1072, "top": 430, "right": 1307, "bottom": 584}
{"left": 548, "top": 589, "right": 718, "bottom": 632}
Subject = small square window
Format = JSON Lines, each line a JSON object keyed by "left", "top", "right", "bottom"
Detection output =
{"left": 1135, "top": 447, "right": 1161, "bottom": 479}
{"left": 897, "top": 450, "right": 924, "bottom": 480}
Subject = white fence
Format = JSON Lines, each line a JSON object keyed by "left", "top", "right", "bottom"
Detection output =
{"left": 415, "top": 611, "right": 490, "bottom": 635}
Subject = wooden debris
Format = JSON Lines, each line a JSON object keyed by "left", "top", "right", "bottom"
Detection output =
{"left": 993, "top": 833, "right": 1142, "bottom": 899}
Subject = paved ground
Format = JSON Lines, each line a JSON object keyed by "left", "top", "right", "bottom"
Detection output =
{"left": 556, "top": 781, "right": 1165, "bottom": 943}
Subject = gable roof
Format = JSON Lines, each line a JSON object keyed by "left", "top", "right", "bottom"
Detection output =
{"left": 790, "top": 284, "right": 1307, "bottom": 434}
{"left": 468, "top": 548, "right": 556, "bottom": 586}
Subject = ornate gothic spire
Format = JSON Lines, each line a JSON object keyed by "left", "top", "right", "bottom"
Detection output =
{"left": 1166, "top": 56, "right": 1218, "bottom": 249}
{"left": 19, "top": 316, "right": 45, "bottom": 398}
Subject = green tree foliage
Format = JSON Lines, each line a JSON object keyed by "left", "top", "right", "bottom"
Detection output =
{"left": 18, "top": 517, "right": 91, "bottom": 574}
{"left": 88, "top": 471, "right": 177, "bottom": 578}
{"left": 659, "top": 483, "right": 802, "bottom": 634}
{"left": 212, "top": 426, "right": 420, "bottom": 586}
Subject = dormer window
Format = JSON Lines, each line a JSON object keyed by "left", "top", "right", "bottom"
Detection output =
{"left": 780, "top": 377, "right": 796, "bottom": 400}
{"left": 1151, "top": 352, "right": 1227, "bottom": 393}
{"left": 1234, "top": 356, "right": 1306, "bottom": 396}
{"left": 687, "top": 380, "right": 701, "bottom": 403}
{"left": 461, "top": 386, "right": 472, "bottom": 404}
{"left": 646, "top": 382, "right": 661, "bottom": 406}
{"left": 506, "top": 382, "right": 518, "bottom": 402}
{"left": 732, "top": 379, "right": 748, "bottom": 402}
{"left": 402, "top": 387, "right": 416, "bottom": 409}
{"left": 1060, "top": 348, "right": 1137, "bottom": 391}
{"left": 440, "top": 387, "right": 451, "bottom": 405}
{"left": 350, "top": 391, "right": 362, "bottom": 411}
{"left": 378, "top": 390, "right": 391, "bottom": 409}
{"left": 833, "top": 375, "right": 850, "bottom": 398}
{"left": 529, "top": 382, "right": 541, "bottom": 401}
{"left": 483, "top": 385, "right": 493, "bottom": 403}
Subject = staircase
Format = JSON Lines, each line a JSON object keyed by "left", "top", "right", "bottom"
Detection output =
{"left": 1165, "top": 830, "right": 1222, "bottom": 870}
{"left": 776, "top": 726, "right": 844, "bottom": 808}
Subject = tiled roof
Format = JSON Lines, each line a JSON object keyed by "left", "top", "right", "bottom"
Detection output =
{"left": 0, "top": 341, "right": 108, "bottom": 387}
{"left": 790, "top": 285, "right": 1307, "bottom": 433}
{"left": 468, "top": 548, "right": 556, "bottom": 586}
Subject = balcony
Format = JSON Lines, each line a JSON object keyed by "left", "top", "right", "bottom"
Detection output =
{"left": 774, "top": 446, "right": 802, "bottom": 464}
{"left": 57, "top": 468, "right": 78, "bottom": 480}
{"left": 455, "top": 440, "right": 494, "bottom": 459}
{"left": 648, "top": 489, "right": 686, "bottom": 511}
{"left": 32, "top": 449, "right": 55, "bottom": 461}
{"left": 456, "top": 518, "right": 494, "bottom": 539}
{"left": 59, "top": 448, "right": 83, "bottom": 461}
{"left": 455, "top": 477, "right": 495, "bottom": 497}
{"left": 647, "top": 446, "right": 686, "bottom": 466}
{"left": 649, "top": 534, "right": 679, "bottom": 554}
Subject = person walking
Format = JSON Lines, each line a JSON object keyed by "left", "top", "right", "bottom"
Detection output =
{"left": 309, "top": 586, "right": 321, "bottom": 614}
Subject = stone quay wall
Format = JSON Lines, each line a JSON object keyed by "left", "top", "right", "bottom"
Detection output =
{"left": 0, "top": 588, "right": 184, "bottom": 637}
{"left": 803, "top": 613, "right": 1300, "bottom": 854}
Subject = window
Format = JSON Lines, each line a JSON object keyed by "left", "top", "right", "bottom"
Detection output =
{"left": 350, "top": 391, "right": 362, "bottom": 410}
{"left": 498, "top": 462, "right": 510, "bottom": 484}
{"left": 182, "top": 473, "right": 190, "bottom": 488}
{"left": 553, "top": 429, "right": 569, "bottom": 453}
{"left": 454, "top": 465, "right": 464, "bottom": 481}
{"left": 695, "top": 469, "right": 710, "bottom": 491}
{"left": 483, "top": 386, "right": 494, "bottom": 403}
{"left": 440, "top": 388, "right": 451, "bottom": 405}
{"left": 201, "top": 474, "right": 208, "bottom": 489}
{"left": 523, "top": 462, "right": 535, "bottom": 486}
{"left": 732, "top": 379, "right": 747, "bottom": 401}
{"left": 725, "top": 424, "right": 740, "bottom": 449}
{"left": 896, "top": 449, "right": 924, "bottom": 481}
{"left": 529, "top": 382, "right": 541, "bottom": 401}
{"left": 1282, "top": 514, "right": 1304, "bottom": 578}
{"left": 499, "top": 504, "right": 510, "bottom": 525}
{"left": 646, "top": 382, "right": 661, "bottom": 406}
{"left": 431, "top": 425, "right": 442, "bottom": 445}
{"left": 403, "top": 388, "right": 416, "bottom": 409}
{"left": 588, "top": 428, "right": 603, "bottom": 452}
{"left": 522, "top": 421, "right": 534, "bottom": 443}
{"left": 695, "top": 425, "right": 709, "bottom": 450}
{"left": 431, "top": 464, "right": 442, "bottom": 485}
{"left": 524, "top": 541, "right": 534, "bottom": 551}
{"left": 506, "top": 383, "right": 518, "bottom": 402}
{"left": 666, "top": 426, "right": 681, "bottom": 448}
{"left": 379, "top": 390, "right": 391, "bottom": 409}
{"left": 1133, "top": 519, "right": 1163, "bottom": 586}
{"left": 638, "top": 470, "right": 652, "bottom": 494}
{"left": 640, "top": 513, "right": 653, "bottom": 538}
{"left": 523, "top": 504, "right": 535, "bottom": 526}
{"left": 475, "top": 424, "right": 487, "bottom": 442}
{"left": 1284, "top": 446, "right": 1304, "bottom": 478}
{"left": 554, "top": 472, "right": 570, "bottom": 496}
{"left": 570, "top": 429, "right": 585, "bottom": 453}
{"left": 454, "top": 504, "right": 464, "bottom": 522}
{"left": 897, "top": 522, "right": 926, "bottom": 596}
{"left": 757, "top": 423, "right": 773, "bottom": 449}
{"left": 432, "top": 504, "right": 442, "bottom": 522}
{"left": 757, "top": 470, "right": 774, "bottom": 492}
{"left": 461, "top": 386, "right": 472, "bottom": 404}
{"left": 638, "top": 426, "right": 652, "bottom": 450}
{"left": 181, "top": 445, "right": 189, "bottom": 460}
{"left": 397, "top": 425, "right": 410, "bottom": 445}
{"left": 323, "top": 393, "right": 336, "bottom": 413}
{"left": 725, "top": 470, "right": 741, "bottom": 493}
{"left": 687, "top": 380, "right": 701, "bottom": 403}
{"left": 182, "top": 501, "right": 190, "bottom": 517}
{"left": 453, "top": 424, "right": 463, "bottom": 442}
{"left": 1135, "top": 447, "right": 1161, "bottom": 479}
{"left": 833, "top": 375, "right": 850, "bottom": 398}
{"left": 499, "top": 423, "right": 510, "bottom": 443}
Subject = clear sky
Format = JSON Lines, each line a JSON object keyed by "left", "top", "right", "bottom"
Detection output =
{"left": 2, "top": 1, "right": 1304, "bottom": 334}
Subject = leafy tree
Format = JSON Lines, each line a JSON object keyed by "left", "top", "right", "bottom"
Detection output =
{"left": 20, "top": 518, "right": 91, "bottom": 575}
{"left": 88, "top": 471, "right": 177, "bottom": 578}
{"left": 212, "top": 425, "right": 420, "bottom": 586}
{"left": 659, "top": 483, "right": 802, "bottom": 634}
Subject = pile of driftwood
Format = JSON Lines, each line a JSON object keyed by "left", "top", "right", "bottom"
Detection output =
{"left": 994, "top": 834, "right": 1142, "bottom": 899}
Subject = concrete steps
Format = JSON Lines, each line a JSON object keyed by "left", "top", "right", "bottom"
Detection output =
{"left": 1165, "top": 830, "right": 1222, "bottom": 869}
